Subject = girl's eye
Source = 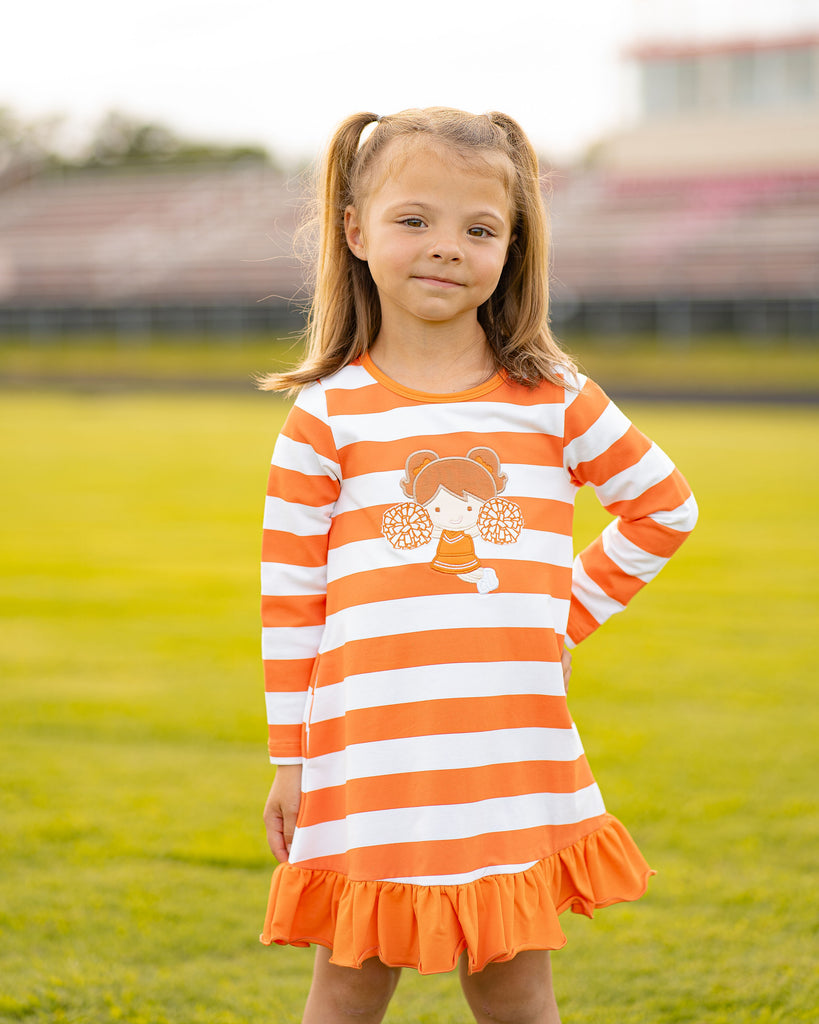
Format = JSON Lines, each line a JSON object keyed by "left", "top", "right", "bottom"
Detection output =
{"left": 467, "top": 226, "right": 494, "bottom": 238}
{"left": 467, "top": 506, "right": 473, "bottom": 511}
{"left": 434, "top": 507, "right": 441, "bottom": 513}
{"left": 401, "top": 217, "right": 425, "bottom": 228}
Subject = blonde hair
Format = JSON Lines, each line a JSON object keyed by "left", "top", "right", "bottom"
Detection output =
{"left": 258, "top": 107, "right": 576, "bottom": 392}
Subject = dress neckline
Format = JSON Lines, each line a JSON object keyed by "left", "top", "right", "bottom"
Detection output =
{"left": 360, "top": 352, "right": 504, "bottom": 403}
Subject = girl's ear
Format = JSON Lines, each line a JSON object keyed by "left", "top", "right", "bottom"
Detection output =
{"left": 344, "top": 206, "right": 367, "bottom": 261}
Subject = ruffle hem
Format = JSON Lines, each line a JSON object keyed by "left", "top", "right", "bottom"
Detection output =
{"left": 260, "top": 814, "right": 655, "bottom": 975}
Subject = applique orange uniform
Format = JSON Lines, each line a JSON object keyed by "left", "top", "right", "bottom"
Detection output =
{"left": 260, "top": 353, "right": 697, "bottom": 974}
{"left": 431, "top": 532, "right": 480, "bottom": 573}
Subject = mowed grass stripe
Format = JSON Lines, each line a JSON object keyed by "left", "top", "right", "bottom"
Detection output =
{"left": 1, "top": 393, "right": 817, "bottom": 1023}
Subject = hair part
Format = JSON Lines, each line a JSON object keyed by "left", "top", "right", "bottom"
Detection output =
{"left": 258, "top": 107, "right": 577, "bottom": 393}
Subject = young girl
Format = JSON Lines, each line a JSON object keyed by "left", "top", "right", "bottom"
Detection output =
{"left": 258, "top": 107, "right": 697, "bottom": 1024}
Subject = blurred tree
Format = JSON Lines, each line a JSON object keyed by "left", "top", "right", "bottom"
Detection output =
{"left": 81, "top": 110, "right": 276, "bottom": 169}
{"left": 0, "top": 105, "right": 279, "bottom": 179}
{"left": 0, "top": 106, "right": 63, "bottom": 182}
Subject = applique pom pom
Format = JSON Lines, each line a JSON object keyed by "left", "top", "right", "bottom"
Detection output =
{"left": 382, "top": 502, "right": 434, "bottom": 549}
{"left": 477, "top": 498, "right": 524, "bottom": 544}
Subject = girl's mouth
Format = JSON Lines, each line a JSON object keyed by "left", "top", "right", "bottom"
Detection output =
{"left": 415, "top": 276, "right": 462, "bottom": 288}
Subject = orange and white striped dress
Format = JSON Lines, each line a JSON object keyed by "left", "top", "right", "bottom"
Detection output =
{"left": 260, "top": 353, "right": 697, "bottom": 974}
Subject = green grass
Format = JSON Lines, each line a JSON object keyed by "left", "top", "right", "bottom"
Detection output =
{"left": 1, "top": 392, "right": 817, "bottom": 1022}
{"left": 1, "top": 332, "right": 817, "bottom": 396}
{"left": 0, "top": 333, "right": 302, "bottom": 386}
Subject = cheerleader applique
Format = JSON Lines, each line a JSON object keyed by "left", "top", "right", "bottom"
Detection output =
{"left": 382, "top": 447, "right": 523, "bottom": 594}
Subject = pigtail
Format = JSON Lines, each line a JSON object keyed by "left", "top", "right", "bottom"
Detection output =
{"left": 479, "top": 111, "right": 558, "bottom": 387}
{"left": 257, "top": 112, "right": 381, "bottom": 392}
{"left": 466, "top": 447, "right": 507, "bottom": 495}
{"left": 400, "top": 450, "right": 439, "bottom": 499}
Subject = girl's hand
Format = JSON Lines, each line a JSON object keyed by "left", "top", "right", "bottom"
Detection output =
{"left": 263, "top": 764, "right": 303, "bottom": 863}
{"left": 561, "top": 647, "right": 572, "bottom": 695}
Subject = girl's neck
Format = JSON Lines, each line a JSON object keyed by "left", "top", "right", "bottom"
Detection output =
{"left": 368, "top": 322, "right": 496, "bottom": 394}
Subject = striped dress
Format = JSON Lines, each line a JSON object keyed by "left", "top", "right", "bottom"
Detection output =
{"left": 260, "top": 352, "right": 697, "bottom": 974}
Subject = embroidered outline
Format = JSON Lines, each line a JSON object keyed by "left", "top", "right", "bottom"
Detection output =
{"left": 382, "top": 448, "right": 523, "bottom": 594}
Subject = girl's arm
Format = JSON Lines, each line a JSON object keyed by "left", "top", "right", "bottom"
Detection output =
{"left": 562, "top": 375, "right": 698, "bottom": 647}
{"left": 262, "top": 383, "right": 340, "bottom": 763}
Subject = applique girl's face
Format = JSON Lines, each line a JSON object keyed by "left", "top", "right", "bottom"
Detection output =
{"left": 424, "top": 486, "right": 483, "bottom": 531}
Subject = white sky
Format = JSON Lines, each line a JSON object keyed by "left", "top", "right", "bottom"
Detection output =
{"left": 4, "top": 0, "right": 819, "bottom": 164}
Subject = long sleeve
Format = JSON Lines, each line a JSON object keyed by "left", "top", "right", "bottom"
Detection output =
{"left": 261, "top": 383, "right": 340, "bottom": 763}
{"left": 562, "top": 375, "right": 698, "bottom": 647}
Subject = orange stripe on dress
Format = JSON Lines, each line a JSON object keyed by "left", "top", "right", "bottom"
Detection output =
{"left": 563, "top": 383, "right": 610, "bottom": 444}
{"left": 282, "top": 404, "right": 338, "bottom": 463}
{"left": 325, "top": 562, "right": 572, "bottom": 615}
{"left": 267, "top": 465, "right": 340, "bottom": 507}
{"left": 572, "top": 426, "right": 652, "bottom": 487}
{"left": 326, "top": 382, "right": 417, "bottom": 416}
{"left": 262, "top": 593, "right": 326, "bottom": 628}
{"left": 318, "top": 626, "right": 562, "bottom": 680}
{"left": 337, "top": 431, "right": 566, "bottom": 478}
{"left": 262, "top": 530, "right": 328, "bottom": 566}
{"left": 298, "top": 757, "right": 596, "bottom": 826}
{"left": 306, "top": 694, "right": 574, "bottom": 757}
{"left": 264, "top": 657, "right": 317, "bottom": 692}
{"left": 603, "top": 468, "right": 692, "bottom": 519}
{"left": 267, "top": 724, "right": 303, "bottom": 759}
{"left": 618, "top": 514, "right": 692, "bottom": 556}
{"left": 580, "top": 538, "right": 646, "bottom": 604}
{"left": 566, "top": 599, "right": 600, "bottom": 647}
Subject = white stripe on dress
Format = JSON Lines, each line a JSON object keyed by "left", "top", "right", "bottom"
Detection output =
{"left": 270, "top": 432, "right": 341, "bottom": 479}
{"left": 600, "top": 520, "right": 669, "bottom": 582}
{"left": 302, "top": 725, "right": 586, "bottom": 792}
{"left": 570, "top": 558, "right": 626, "bottom": 625}
{"left": 329, "top": 401, "right": 566, "bottom": 450}
{"left": 292, "top": 784, "right": 607, "bottom": 860}
{"left": 263, "top": 495, "right": 334, "bottom": 535}
{"left": 325, "top": 531, "right": 574, "bottom": 584}
{"left": 320, "top": 592, "right": 558, "bottom": 653}
{"left": 262, "top": 624, "right": 325, "bottom": 660}
{"left": 649, "top": 493, "right": 699, "bottom": 531}
{"left": 308, "top": 661, "right": 568, "bottom": 723}
{"left": 592, "top": 443, "right": 676, "bottom": 508}
{"left": 563, "top": 399, "right": 631, "bottom": 469}
{"left": 380, "top": 859, "right": 540, "bottom": 886}
{"left": 262, "top": 561, "right": 327, "bottom": 596}
{"left": 265, "top": 690, "right": 310, "bottom": 726}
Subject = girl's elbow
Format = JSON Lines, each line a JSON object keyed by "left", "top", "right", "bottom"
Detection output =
{"left": 681, "top": 493, "right": 699, "bottom": 533}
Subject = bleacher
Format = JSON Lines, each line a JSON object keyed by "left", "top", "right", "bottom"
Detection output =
{"left": 0, "top": 163, "right": 307, "bottom": 333}
{"left": 547, "top": 169, "right": 819, "bottom": 333}
{"left": 0, "top": 160, "right": 817, "bottom": 336}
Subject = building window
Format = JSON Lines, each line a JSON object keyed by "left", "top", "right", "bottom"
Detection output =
{"left": 642, "top": 43, "right": 819, "bottom": 118}
{"left": 643, "top": 57, "right": 699, "bottom": 116}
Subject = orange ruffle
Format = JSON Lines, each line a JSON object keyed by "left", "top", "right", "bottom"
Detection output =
{"left": 260, "top": 814, "right": 655, "bottom": 975}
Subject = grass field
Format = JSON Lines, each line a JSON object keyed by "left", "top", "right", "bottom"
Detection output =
{"left": 1, "top": 387, "right": 818, "bottom": 1023}
{"left": 1, "top": 332, "right": 818, "bottom": 398}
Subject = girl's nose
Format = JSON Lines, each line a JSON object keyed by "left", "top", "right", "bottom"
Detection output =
{"left": 430, "top": 237, "right": 462, "bottom": 261}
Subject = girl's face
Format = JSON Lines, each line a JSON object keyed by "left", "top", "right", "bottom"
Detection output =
{"left": 425, "top": 486, "right": 483, "bottom": 531}
{"left": 344, "top": 142, "right": 515, "bottom": 337}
